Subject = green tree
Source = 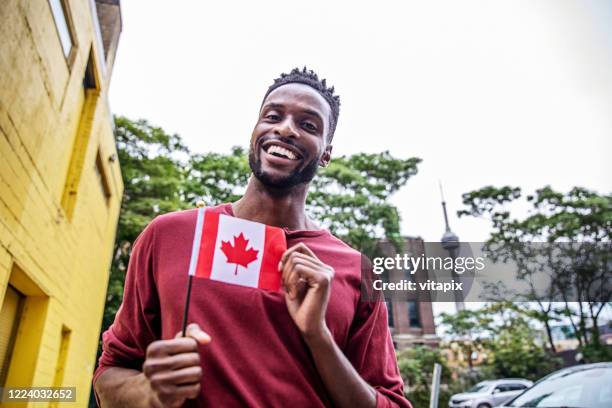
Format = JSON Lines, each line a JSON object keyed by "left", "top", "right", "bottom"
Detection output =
{"left": 439, "top": 309, "right": 493, "bottom": 370}
{"left": 185, "top": 146, "right": 251, "bottom": 206}
{"left": 458, "top": 185, "right": 612, "bottom": 362}
{"left": 484, "top": 302, "right": 561, "bottom": 380}
{"left": 397, "top": 346, "right": 452, "bottom": 408}
{"left": 309, "top": 152, "right": 421, "bottom": 257}
{"left": 103, "top": 117, "right": 192, "bottom": 333}
{"left": 440, "top": 303, "right": 561, "bottom": 385}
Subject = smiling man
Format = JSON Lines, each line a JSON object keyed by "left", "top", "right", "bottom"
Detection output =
{"left": 93, "top": 68, "right": 411, "bottom": 408}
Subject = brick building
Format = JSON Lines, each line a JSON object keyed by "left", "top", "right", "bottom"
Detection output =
{"left": 378, "top": 238, "right": 440, "bottom": 349}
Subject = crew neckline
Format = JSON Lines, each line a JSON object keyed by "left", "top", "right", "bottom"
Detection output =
{"left": 217, "top": 202, "right": 330, "bottom": 238}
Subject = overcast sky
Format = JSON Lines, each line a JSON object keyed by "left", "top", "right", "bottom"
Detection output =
{"left": 109, "top": 0, "right": 612, "bottom": 244}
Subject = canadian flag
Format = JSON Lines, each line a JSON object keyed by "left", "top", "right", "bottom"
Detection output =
{"left": 187, "top": 208, "right": 287, "bottom": 291}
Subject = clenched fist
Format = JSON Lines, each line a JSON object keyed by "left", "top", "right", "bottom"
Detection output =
{"left": 280, "top": 243, "right": 335, "bottom": 340}
{"left": 142, "top": 323, "right": 211, "bottom": 408}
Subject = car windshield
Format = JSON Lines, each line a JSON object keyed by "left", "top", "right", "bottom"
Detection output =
{"left": 466, "top": 382, "right": 492, "bottom": 393}
{"left": 506, "top": 366, "right": 612, "bottom": 408}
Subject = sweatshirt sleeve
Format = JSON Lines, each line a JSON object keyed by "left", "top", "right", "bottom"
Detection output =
{"left": 92, "top": 219, "right": 161, "bottom": 402}
{"left": 345, "top": 298, "right": 413, "bottom": 408}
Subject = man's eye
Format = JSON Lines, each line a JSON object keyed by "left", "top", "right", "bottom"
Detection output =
{"left": 265, "top": 114, "right": 280, "bottom": 121}
{"left": 302, "top": 122, "right": 317, "bottom": 132}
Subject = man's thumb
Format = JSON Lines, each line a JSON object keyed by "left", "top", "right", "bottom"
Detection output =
{"left": 175, "top": 323, "right": 212, "bottom": 345}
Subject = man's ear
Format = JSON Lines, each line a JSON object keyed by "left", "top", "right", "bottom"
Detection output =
{"left": 319, "top": 144, "right": 332, "bottom": 167}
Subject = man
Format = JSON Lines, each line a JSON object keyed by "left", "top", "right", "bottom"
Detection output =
{"left": 94, "top": 68, "right": 411, "bottom": 408}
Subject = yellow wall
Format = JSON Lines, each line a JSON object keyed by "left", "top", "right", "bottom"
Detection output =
{"left": 0, "top": 0, "right": 122, "bottom": 406}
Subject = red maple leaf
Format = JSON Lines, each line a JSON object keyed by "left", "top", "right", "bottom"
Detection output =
{"left": 220, "top": 233, "right": 259, "bottom": 275}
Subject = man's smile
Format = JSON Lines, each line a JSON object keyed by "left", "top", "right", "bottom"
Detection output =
{"left": 261, "top": 139, "right": 303, "bottom": 163}
{"left": 266, "top": 145, "right": 298, "bottom": 160}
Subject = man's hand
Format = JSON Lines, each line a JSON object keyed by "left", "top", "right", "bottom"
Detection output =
{"left": 279, "top": 243, "right": 376, "bottom": 408}
{"left": 142, "top": 323, "right": 211, "bottom": 408}
{"left": 280, "top": 243, "right": 335, "bottom": 340}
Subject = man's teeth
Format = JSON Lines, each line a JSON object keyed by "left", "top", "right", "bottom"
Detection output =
{"left": 267, "top": 145, "right": 297, "bottom": 160}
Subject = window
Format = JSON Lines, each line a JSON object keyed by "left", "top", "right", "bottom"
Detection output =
{"left": 0, "top": 286, "right": 24, "bottom": 386}
{"left": 494, "top": 384, "right": 517, "bottom": 393}
{"left": 48, "top": 0, "right": 76, "bottom": 59}
{"left": 385, "top": 301, "right": 394, "bottom": 328}
{"left": 466, "top": 382, "right": 492, "bottom": 393}
{"left": 1, "top": 264, "right": 49, "bottom": 388}
{"left": 408, "top": 301, "right": 420, "bottom": 327}
{"left": 493, "top": 385, "right": 504, "bottom": 393}
{"left": 83, "top": 53, "right": 97, "bottom": 89}
{"left": 95, "top": 149, "right": 111, "bottom": 204}
{"left": 61, "top": 48, "right": 100, "bottom": 220}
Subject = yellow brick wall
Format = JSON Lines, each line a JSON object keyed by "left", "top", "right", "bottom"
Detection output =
{"left": 0, "top": 0, "right": 123, "bottom": 406}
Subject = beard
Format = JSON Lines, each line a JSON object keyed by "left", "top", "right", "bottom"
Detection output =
{"left": 248, "top": 138, "right": 320, "bottom": 190}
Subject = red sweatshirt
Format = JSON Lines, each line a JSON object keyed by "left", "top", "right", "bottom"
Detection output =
{"left": 93, "top": 203, "right": 411, "bottom": 407}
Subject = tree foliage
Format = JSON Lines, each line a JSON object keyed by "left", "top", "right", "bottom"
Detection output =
{"left": 104, "top": 117, "right": 192, "bottom": 332}
{"left": 309, "top": 152, "right": 421, "bottom": 256}
{"left": 397, "top": 346, "right": 453, "bottom": 408}
{"left": 439, "top": 309, "right": 492, "bottom": 369}
{"left": 185, "top": 146, "right": 251, "bottom": 206}
{"left": 484, "top": 302, "right": 561, "bottom": 380}
{"left": 439, "top": 302, "right": 561, "bottom": 381}
{"left": 458, "top": 185, "right": 612, "bottom": 362}
{"left": 458, "top": 186, "right": 611, "bottom": 243}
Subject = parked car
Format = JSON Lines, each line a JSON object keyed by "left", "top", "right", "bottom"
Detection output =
{"left": 502, "top": 362, "right": 612, "bottom": 408}
{"left": 449, "top": 379, "right": 533, "bottom": 408}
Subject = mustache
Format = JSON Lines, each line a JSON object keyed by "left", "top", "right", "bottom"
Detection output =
{"left": 257, "top": 135, "right": 306, "bottom": 158}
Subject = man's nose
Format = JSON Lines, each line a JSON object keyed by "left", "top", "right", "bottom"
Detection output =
{"left": 274, "top": 117, "right": 299, "bottom": 139}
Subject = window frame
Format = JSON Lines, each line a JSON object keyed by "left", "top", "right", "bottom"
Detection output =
{"left": 94, "top": 148, "right": 112, "bottom": 206}
{"left": 48, "top": 0, "right": 79, "bottom": 68}
{"left": 407, "top": 301, "right": 421, "bottom": 328}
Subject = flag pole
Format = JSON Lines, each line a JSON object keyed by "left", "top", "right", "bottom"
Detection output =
{"left": 181, "top": 275, "right": 194, "bottom": 337}
{"left": 182, "top": 200, "right": 206, "bottom": 337}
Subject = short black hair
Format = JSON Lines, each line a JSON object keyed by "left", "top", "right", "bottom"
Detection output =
{"left": 263, "top": 67, "right": 340, "bottom": 141}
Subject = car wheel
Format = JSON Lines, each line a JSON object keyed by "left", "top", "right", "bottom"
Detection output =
{"left": 476, "top": 404, "right": 491, "bottom": 408}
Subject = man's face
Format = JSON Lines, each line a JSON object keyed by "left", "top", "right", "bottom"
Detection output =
{"left": 249, "top": 83, "right": 332, "bottom": 190}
